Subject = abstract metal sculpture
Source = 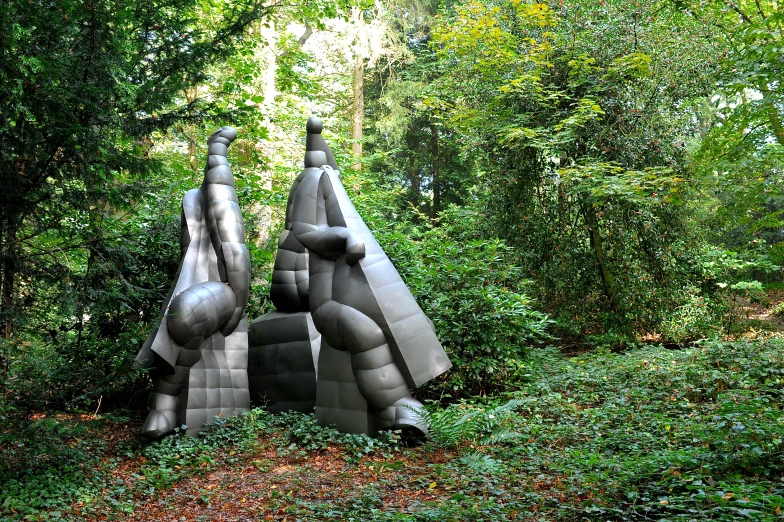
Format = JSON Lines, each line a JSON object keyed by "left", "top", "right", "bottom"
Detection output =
{"left": 136, "top": 127, "right": 251, "bottom": 439}
{"left": 248, "top": 310, "right": 320, "bottom": 413}
{"left": 249, "top": 118, "right": 451, "bottom": 437}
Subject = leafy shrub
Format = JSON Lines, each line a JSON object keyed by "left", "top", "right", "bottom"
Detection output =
{"left": 419, "top": 398, "right": 525, "bottom": 449}
{"left": 0, "top": 413, "right": 131, "bottom": 519}
{"left": 280, "top": 411, "right": 401, "bottom": 460}
{"left": 659, "top": 289, "right": 722, "bottom": 343}
{"left": 372, "top": 205, "right": 553, "bottom": 398}
{"left": 486, "top": 339, "right": 784, "bottom": 520}
{"left": 7, "top": 329, "right": 149, "bottom": 412}
{"left": 5, "top": 206, "right": 183, "bottom": 413}
{"left": 338, "top": 167, "right": 552, "bottom": 396}
{"left": 694, "top": 246, "right": 780, "bottom": 335}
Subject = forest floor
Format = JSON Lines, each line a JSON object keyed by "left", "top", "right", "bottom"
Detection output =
{"left": 738, "top": 287, "right": 784, "bottom": 332}
{"left": 3, "top": 312, "right": 784, "bottom": 520}
{"left": 102, "top": 442, "right": 460, "bottom": 521}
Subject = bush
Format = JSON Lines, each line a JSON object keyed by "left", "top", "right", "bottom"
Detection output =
{"left": 420, "top": 397, "right": 525, "bottom": 449}
{"left": 658, "top": 289, "right": 722, "bottom": 343}
{"left": 488, "top": 338, "right": 784, "bottom": 520}
{"left": 7, "top": 329, "right": 148, "bottom": 412}
{"left": 0, "top": 413, "right": 133, "bottom": 519}
{"left": 279, "top": 411, "right": 401, "bottom": 460}
{"left": 374, "top": 205, "right": 553, "bottom": 398}
{"left": 693, "top": 246, "right": 780, "bottom": 336}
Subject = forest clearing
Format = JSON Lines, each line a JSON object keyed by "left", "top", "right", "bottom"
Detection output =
{"left": 4, "top": 331, "right": 784, "bottom": 520}
{"left": 3, "top": 0, "right": 784, "bottom": 520}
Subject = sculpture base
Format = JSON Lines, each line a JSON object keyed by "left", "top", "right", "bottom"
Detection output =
{"left": 315, "top": 340, "right": 378, "bottom": 435}
{"left": 248, "top": 310, "right": 320, "bottom": 413}
{"left": 178, "top": 317, "right": 250, "bottom": 436}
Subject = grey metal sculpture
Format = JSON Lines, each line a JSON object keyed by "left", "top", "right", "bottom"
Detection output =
{"left": 248, "top": 310, "right": 320, "bottom": 413}
{"left": 135, "top": 127, "right": 251, "bottom": 439}
{"left": 249, "top": 117, "right": 451, "bottom": 437}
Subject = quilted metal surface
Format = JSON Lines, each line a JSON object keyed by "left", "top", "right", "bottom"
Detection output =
{"left": 248, "top": 311, "right": 320, "bottom": 413}
{"left": 258, "top": 118, "right": 451, "bottom": 436}
{"left": 135, "top": 127, "right": 251, "bottom": 439}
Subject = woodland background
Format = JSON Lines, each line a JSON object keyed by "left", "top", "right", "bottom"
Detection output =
{"left": 2, "top": 0, "right": 784, "bottom": 520}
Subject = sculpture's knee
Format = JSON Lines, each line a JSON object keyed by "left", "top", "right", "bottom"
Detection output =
{"left": 337, "top": 305, "right": 388, "bottom": 355}
{"left": 167, "top": 281, "right": 236, "bottom": 350}
{"left": 312, "top": 301, "right": 343, "bottom": 349}
{"left": 354, "top": 362, "right": 409, "bottom": 409}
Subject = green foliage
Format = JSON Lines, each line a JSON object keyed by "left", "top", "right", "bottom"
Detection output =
{"left": 488, "top": 339, "right": 784, "bottom": 520}
{"left": 280, "top": 412, "right": 401, "bottom": 461}
{"left": 419, "top": 398, "right": 525, "bottom": 449}
{"left": 5, "top": 0, "right": 784, "bottom": 519}
{"left": 658, "top": 291, "right": 720, "bottom": 344}
{"left": 690, "top": 246, "right": 781, "bottom": 336}
{"left": 0, "top": 413, "right": 132, "bottom": 519}
{"left": 4, "top": 198, "right": 183, "bottom": 410}
{"left": 413, "top": 0, "right": 728, "bottom": 340}
{"left": 0, "top": 0, "right": 273, "bottom": 408}
{"left": 5, "top": 338, "right": 784, "bottom": 521}
{"left": 677, "top": 2, "right": 784, "bottom": 285}
{"left": 0, "top": 407, "right": 407, "bottom": 519}
{"left": 357, "top": 195, "right": 553, "bottom": 397}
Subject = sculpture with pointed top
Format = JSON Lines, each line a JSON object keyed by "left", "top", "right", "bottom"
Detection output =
{"left": 251, "top": 117, "right": 451, "bottom": 438}
{"left": 135, "top": 127, "right": 251, "bottom": 439}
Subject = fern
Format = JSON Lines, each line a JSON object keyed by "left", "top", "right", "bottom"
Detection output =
{"left": 415, "top": 398, "right": 526, "bottom": 448}
{"left": 458, "top": 453, "right": 504, "bottom": 474}
{"left": 481, "top": 429, "right": 526, "bottom": 445}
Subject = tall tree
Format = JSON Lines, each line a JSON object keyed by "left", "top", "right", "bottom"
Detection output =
{"left": 351, "top": 6, "right": 366, "bottom": 170}
{"left": 0, "top": 0, "right": 271, "bottom": 397}
{"left": 364, "top": 1, "right": 477, "bottom": 215}
{"left": 424, "top": 0, "right": 725, "bottom": 336}
{"left": 673, "top": 1, "right": 784, "bottom": 252}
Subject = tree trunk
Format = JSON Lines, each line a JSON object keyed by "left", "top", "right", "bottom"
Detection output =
{"left": 0, "top": 218, "right": 6, "bottom": 396}
{"left": 757, "top": 87, "right": 784, "bottom": 146}
{"left": 1, "top": 220, "right": 16, "bottom": 341}
{"left": 254, "top": 18, "right": 277, "bottom": 245}
{"left": 351, "top": 10, "right": 365, "bottom": 171}
{"left": 259, "top": 20, "right": 277, "bottom": 109}
{"left": 186, "top": 88, "right": 199, "bottom": 181}
{"left": 407, "top": 130, "right": 420, "bottom": 204}
{"left": 430, "top": 124, "right": 440, "bottom": 213}
{"left": 582, "top": 203, "right": 621, "bottom": 315}
{"left": 76, "top": 248, "right": 96, "bottom": 350}
{"left": 767, "top": 104, "right": 784, "bottom": 146}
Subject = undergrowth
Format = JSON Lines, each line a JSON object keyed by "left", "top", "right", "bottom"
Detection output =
{"left": 1, "top": 336, "right": 783, "bottom": 520}
{"left": 488, "top": 338, "right": 784, "bottom": 520}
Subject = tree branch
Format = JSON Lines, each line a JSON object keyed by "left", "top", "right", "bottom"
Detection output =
{"left": 727, "top": 1, "right": 754, "bottom": 24}
{"left": 754, "top": 0, "right": 766, "bottom": 19}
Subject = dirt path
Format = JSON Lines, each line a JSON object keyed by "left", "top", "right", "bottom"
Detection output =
{"left": 738, "top": 288, "right": 784, "bottom": 332}
{"left": 82, "top": 445, "right": 461, "bottom": 521}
